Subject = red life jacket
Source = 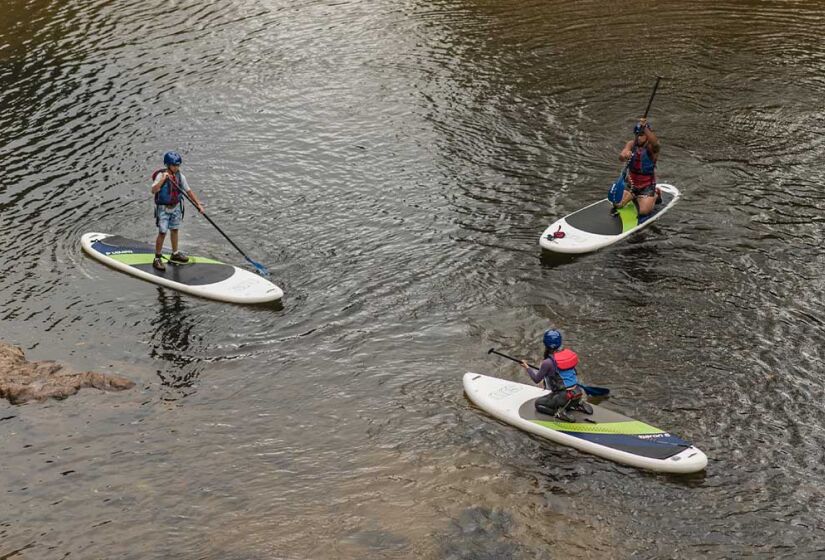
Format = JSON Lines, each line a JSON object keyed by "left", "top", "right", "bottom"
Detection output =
{"left": 152, "top": 168, "right": 182, "bottom": 206}
{"left": 553, "top": 348, "right": 578, "bottom": 370}
{"left": 629, "top": 144, "right": 656, "bottom": 188}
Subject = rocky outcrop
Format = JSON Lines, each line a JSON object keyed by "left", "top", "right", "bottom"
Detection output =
{"left": 0, "top": 342, "right": 135, "bottom": 404}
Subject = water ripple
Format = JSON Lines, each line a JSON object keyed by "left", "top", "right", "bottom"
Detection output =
{"left": 3, "top": 0, "right": 825, "bottom": 558}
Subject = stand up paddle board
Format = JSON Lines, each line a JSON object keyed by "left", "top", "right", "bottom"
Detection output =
{"left": 463, "top": 372, "right": 706, "bottom": 473}
{"left": 81, "top": 232, "right": 283, "bottom": 304}
{"left": 539, "top": 183, "right": 680, "bottom": 254}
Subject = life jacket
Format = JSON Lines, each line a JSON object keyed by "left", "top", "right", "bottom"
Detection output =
{"left": 628, "top": 144, "right": 656, "bottom": 189}
{"left": 152, "top": 168, "right": 183, "bottom": 207}
{"left": 553, "top": 348, "right": 579, "bottom": 389}
{"left": 629, "top": 144, "right": 656, "bottom": 175}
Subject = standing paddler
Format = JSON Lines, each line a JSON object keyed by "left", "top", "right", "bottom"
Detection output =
{"left": 150, "top": 151, "right": 205, "bottom": 271}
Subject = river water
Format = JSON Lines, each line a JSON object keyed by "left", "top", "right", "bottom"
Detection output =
{"left": 2, "top": 0, "right": 825, "bottom": 558}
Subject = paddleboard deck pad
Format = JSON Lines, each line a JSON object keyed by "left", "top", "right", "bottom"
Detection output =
{"left": 463, "top": 373, "right": 706, "bottom": 473}
{"left": 81, "top": 232, "right": 283, "bottom": 304}
{"left": 539, "top": 183, "right": 680, "bottom": 253}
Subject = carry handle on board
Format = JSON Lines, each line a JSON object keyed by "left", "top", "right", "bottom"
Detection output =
{"left": 608, "top": 76, "right": 662, "bottom": 204}
{"left": 487, "top": 348, "right": 610, "bottom": 397}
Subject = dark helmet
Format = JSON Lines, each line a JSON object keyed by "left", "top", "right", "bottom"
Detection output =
{"left": 543, "top": 329, "right": 562, "bottom": 350}
{"left": 163, "top": 151, "right": 182, "bottom": 166}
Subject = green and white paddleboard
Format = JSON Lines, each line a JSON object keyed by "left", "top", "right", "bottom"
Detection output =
{"left": 81, "top": 232, "right": 283, "bottom": 304}
{"left": 539, "top": 183, "right": 680, "bottom": 253}
{"left": 464, "top": 372, "right": 707, "bottom": 473}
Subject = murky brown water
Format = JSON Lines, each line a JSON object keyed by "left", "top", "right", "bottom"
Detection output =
{"left": 2, "top": 0, "right": 825, "bottom": 558}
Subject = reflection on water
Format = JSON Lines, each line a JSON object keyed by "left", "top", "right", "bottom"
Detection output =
{"left": 610, "top": 241, "right": 664, "bottom": 288}
{"left": 149, "top": 289, "right": 203, "bottom": 397}
{"left": 2, "top": 0, "right": 825, "bottom": 558}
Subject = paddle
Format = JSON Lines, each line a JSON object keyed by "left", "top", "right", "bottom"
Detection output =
{"left": 608, "top": 76, "right": 662, "bottom": 204}
{"left": 178, "top": 190, "right": 271, "bottom": 278}
{"left": 487, "top": 348, "right": 610, "bottom": 397}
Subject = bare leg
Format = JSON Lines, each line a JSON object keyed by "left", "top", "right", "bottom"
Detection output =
{"left": 170, "top": 229, "right": 179, "bottom": 254}
{"left": 155, "top": 233, "right": 166, "bottom": 255}
{"left": 637, "top": 195, "right": 656, "bottom": 216}
{"left": 616, "top": 190, "right": 633, "bottom": 208}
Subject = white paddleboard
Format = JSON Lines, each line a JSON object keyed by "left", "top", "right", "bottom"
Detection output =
{"left": 81, "top": 232, "right": 283, "bottom": 304}
{"left": 539, "top": 183, "right": 680, "bottom": 253}
{"left": 464, "top": 372, "right": 707, "bottom": 474}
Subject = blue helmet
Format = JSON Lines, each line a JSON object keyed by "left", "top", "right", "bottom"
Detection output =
{"left": 543, "top": 329, "right": 562, "bottom": 350}
{"left": 163, "top": 151, "right": 182, "bottom": 166}
{"left": 634, "top": 121, "right": 651, "bottom": 136}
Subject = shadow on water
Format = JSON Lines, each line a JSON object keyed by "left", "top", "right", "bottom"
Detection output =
{"left": 437, "top": 506, "right": 522, "bottom": 560}
{"left": 539, "top": 249, "right": 582, "bottom": 269}
{"left": 609, "top": 240, "right": 664, "bottom": 286}
{"left": 653, "top": 469, "right": 708, "bottom": 488}
{"left": 255, "top": 295, "right": 285, "bottom": 313}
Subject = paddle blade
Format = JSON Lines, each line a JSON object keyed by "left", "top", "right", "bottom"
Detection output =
{"left": 608, "top": 176, "right": 624, "bottom": 204}
{"left": 579, "top": 383, "right": 610, "bottom": 397}
{"left": 246, "top": 257, "right": 270, "bottom": 278}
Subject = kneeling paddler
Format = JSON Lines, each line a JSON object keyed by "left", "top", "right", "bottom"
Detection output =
{"left": 520, "top": 329, "right": 593, "bottom": 423}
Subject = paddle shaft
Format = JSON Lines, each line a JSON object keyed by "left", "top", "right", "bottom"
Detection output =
{"left": 178, "top": 190, "right": 249, "bottom": 258}
{"left": 487, "top": 348, "right": 610, "bottom": 397}
{"left": 174, "top": 188, "right": 268, "bottom": 276}
{"left": 610, "top": 76, "right": 663, "bottom": 202}
{"left": 641, "top": 76, "right": 662, "bottom": 120}
{"left": 489, "top": 348, "right": 537, "bottom": 369}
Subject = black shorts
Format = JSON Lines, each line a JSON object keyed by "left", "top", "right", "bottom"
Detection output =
{"left": 626, "top": 182, "right": 657, "bottom": 198}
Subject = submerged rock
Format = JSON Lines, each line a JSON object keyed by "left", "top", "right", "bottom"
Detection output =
{"left": 0, "top": 342, "right": 135, "bottom": 404}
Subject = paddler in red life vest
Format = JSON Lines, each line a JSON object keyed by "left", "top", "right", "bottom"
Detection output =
{"left": 519, "top": 329, "right": 593, "bottom": 423}
{"left": 615, "top": 118, "right": 661, "bottom": 217}
{"left": 150, "top": 151, "right": 205, "bottom": 271}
